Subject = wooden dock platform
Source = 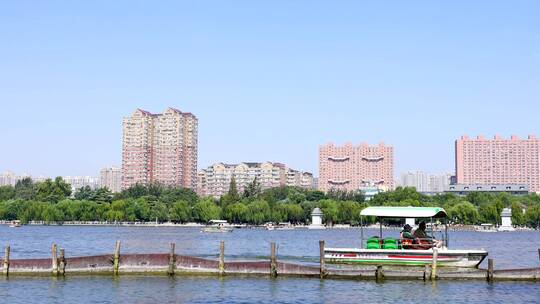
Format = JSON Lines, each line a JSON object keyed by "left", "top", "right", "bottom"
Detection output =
{"left": 2, "top": 241, "right": 539, "bottom": 282}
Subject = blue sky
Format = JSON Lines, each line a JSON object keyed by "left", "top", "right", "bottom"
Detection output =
{"left": 1, "top": 1, "right": 539, "bottom": 178}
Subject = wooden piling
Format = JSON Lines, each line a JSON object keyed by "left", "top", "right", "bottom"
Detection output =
{"left": 51, "top": 244, "right": 58, "bottom": 276}
{"left": 113, "top": 241, "right": 121, "bottom": 275}
{"left": 168, "top": 243, "right": 175, "bottom": 276}
{"left": 59, "top": 249, "right": 66, "bottom": 276}
{"left": 430, "top": 248, "right": 438, "bottom": 280}
{"left": 270, "top": 242, "right": 277, "bottom": 278}
{"left": 487, "top": 259, "right": 494, "bottom": 282}
{"left": 375, "top": 265, "right": 384, "bottom": 280}
{"left": 219, "top": 241, "right": 225, "bottom": 275}
{"left": 3, "top": 245, "right": 9, "bottom": 277}
{"left": 424, "top": 264, "right": 431, "bottom": 281}
{"left": 319, "top": 240, "right": 326, "bottom": 279}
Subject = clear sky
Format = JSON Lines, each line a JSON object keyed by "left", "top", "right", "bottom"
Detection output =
{"left": 1, "top": 1, "right": 539, "bottom": 178}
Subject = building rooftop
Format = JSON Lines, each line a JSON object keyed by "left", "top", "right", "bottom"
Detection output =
{"left": 445, "top": 184, "right": 529, "bottom": 193}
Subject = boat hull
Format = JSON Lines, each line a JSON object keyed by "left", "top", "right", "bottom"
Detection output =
{"left": 325, "top": 248, "right": 487, "bottom": 268}
{"left": 201, "top": 227, "right": 233, "bottom": 233}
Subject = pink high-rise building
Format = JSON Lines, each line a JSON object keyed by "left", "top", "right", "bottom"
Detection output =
{"left": 318, "top": 142, "right": 394, "bottom": 192}
{"left": 455, "top": 135, "right": 540, "bottom": 192}
{"left": 122, "top": 108, "right": 198, "bottom": 190}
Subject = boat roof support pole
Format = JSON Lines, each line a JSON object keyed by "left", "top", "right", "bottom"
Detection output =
{"left": 360, "top": 216, "right": 364, "bottom": 249}
{"left": 445, "top": 218, "right": 449, "bottom": 248}
{"left": 379, "top": 218, "right": 382, "bottom": 240}
{"left": 432, "top": 217, "right": 435, "bottom": 239}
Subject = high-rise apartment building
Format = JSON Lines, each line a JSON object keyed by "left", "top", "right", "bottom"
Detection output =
{"left": 122, "top": 108, "right": 198, "bottom": 190}
{"left": 0, "top": 171, "right": 38, "bottom": 186}
{"left": 400, "top": 171, "right": 429, "bottom": 192}
{"left": 0, "top": 171, "right": 17, "bottom": 186}
{"left": 318, "top": 142, "right": 394, "bottom": 192}
{"left": 198, "top": 162, "right": 313, "bottom": 198}
{"left": 100, "top": 166, "right": 122, "bottom": 193}
{"left": 63, "top": 176, "right": 100, "bottom": 193}
{"left": 455, "top": 135, "right": 540, "bottom": 192}
{"left": 399, "top": 171, "right": 452, "bottom": 193}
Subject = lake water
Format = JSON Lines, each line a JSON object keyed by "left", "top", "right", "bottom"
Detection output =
{"left": 1, "top": 226, "right": 539, "bottom": 303}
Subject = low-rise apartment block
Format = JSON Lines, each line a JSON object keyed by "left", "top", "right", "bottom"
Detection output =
{"left": 198, "top": 162, "right": 313, "bottom": 197}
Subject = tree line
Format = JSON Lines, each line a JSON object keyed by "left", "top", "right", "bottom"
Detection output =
{"left": 0, "top": 177, "right": 540, "bottom": 227}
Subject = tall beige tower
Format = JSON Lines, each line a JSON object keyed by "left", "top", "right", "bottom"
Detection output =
{"left": 122, "top": 108, "right": 198, "bottom": 190}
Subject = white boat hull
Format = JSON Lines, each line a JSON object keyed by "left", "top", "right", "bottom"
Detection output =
{"left": 325, "top": 247, "right": 488, "bottom": 268}
{"left": 201, "top": 227, "right": 233, "bottom": 233}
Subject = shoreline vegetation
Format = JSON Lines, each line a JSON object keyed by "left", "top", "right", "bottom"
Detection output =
{"left": 0, "top": 177, "right": 539, "bottom": 228}
{"left": 0, "top": 220, "right": 536, "bottom": 231}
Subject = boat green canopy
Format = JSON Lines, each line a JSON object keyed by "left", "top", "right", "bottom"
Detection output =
{"left": 360, "top": 206, "right": 447, "bottom": 218}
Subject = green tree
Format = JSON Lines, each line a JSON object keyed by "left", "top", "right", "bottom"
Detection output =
{"left": 524, "top": 205, "right": 540, "bottom": 228}
{"left": 282, "top": 203, "right": 305, "bottom": 223}
{"left": 246, "top": 199, "right": 271, "bottom": 224}
{"left": 221, "top": 177, "right": 240, "bottom": 207}
{"left": 449, "top": 201, "right": 479, "bottom": 224}
{"left": 1, "top": 199, "right": 26, "bottom": 220}
{"left": 77, "top": 201, "right": 101, "bottom": 221}
{"left": 36, "top": 177, "right": 72, "bottom": 203}
{"left": 93, "top": 187, "right": 113, "bottom": 203}
{"left": 164, "top": 187, "right": 199, "bottom": 206}
{"left": 319, "top": 199, "right": 339, "bottom": 225}
{"left": 0, "top": 185, "right": 15, "bottom": 201}
{"left": 223, "top": 202, "right": 248, "bottom": 223}
{"left": 370, "top": 187, "right": 427, "bottom": 206}
{"left": 56, "top": 199, "right": 81, "bottom": 221}
{"left": 243, "top": 177, "right": 261, "bottom": 200}
{"left": 338, "top": 201, "right": 363, "bottom": 224}
{"left": 288, "top": 190, "right": 306, "bottom": 204}
{"left": 106, "top": 200, "right": 129, "bottom": 221}
{"left": 193, "top": 198, "right": 222, "bottom": 222}
{"left": 511, "top": 202, "right": 525, "bottom": 226}
{"left": 170, "top": 200, "right": 192, "bottom": 222}
{"left": 14, "top": 177, "right": 36, "bottom": 200}
{"left": 259, "top": 186, "right": 292, "bottom": 204}
{"left": 74, "top": 186, "right": 94, "bottom": 200}
{"left": 306, "top": 190, "right": 325, "bottom": 202}
{"left": 478, "top": 203, "right": 500, "bottom": 224}
{"left": 19, "top": 201, "right": 46, "bottom": 223}
{"left": 41, "top": 203, "right": 64, "bottom": 224}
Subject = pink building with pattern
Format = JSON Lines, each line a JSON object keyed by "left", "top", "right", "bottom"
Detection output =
{"left": 122, "top": 108, "right": 198, "bottom": 190}
{"left": 455, "top": 135, "right": 540, "bottom": 192}
{"left": 318, "top": 142, "right": 394, "bottom": 192}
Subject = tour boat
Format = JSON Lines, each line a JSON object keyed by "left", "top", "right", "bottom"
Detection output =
{"left": 324, "top": 207, "right": 488, "bottom": 268}
{"left": 264, "top": 222, "right": 275, "bottom": 230}
{"left": 201, "top": 220, "right": 233, "bottom": 233}
{"left": 9, "top": 220, "right": 21, "bottom": 228}
{"left": 477, "top": 223, "right": 497, "bottom": 232}
{"left": 276, "top": 222, "right": 295, "bottom": 230}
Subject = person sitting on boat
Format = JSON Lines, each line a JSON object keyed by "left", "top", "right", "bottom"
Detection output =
{"left": 400, "top": 224, "right": 417, "bottom": 249}
{"left": 413, "top": 222, "right": 442, "bottom": 249}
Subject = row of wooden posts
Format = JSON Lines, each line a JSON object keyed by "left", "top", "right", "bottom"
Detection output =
{"left": 2, "top": 240, "right": 496, "bottom": 282}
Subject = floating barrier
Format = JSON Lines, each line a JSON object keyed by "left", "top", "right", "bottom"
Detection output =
{"left": 1, "top": 241, "right": 539, "bottom": 281}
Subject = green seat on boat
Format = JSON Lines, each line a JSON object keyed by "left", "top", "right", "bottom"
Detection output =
{"left": 366, "top": 237, "right": 380, "bottom": 249}
{"left": 382, "top": 238, "right": 398, "bottom": 249}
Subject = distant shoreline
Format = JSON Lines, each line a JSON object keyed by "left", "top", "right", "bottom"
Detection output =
{"left": 0, "top": 220, "right": 536, "bottom": 231}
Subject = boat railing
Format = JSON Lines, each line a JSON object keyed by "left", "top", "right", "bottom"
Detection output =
{"left": 363, "top": 236, "right": 445, "bottom": 250}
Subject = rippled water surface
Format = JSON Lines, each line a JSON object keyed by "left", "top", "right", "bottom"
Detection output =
{"left": 1, "top": 226, "right": 539, "bottom": 303}
{"left": 1, "top": 276, "right": 539, "bottom": 304}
